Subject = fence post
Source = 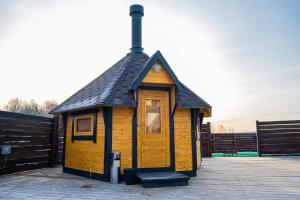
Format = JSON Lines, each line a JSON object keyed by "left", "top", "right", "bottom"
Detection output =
{"left": 233, "top": 134, "right": 237, "bottom": 154}
{"left": 256, "top": 120, "right": 261, "bottom": 156}
{"left": 51, "top": 114, "right": 60, "bottom": 167}
{"left": 207, "top": 122, "right": 212, "bottom": 156}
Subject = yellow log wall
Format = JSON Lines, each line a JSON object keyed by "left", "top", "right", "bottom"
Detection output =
{"left": 65, "top": 111, "right": 105, "bottom": 174}
{"left": 142, "top": 63, "right": 174, "bottom": 84}
{"left": 174, "top": 108, "right": 193, "bottom": 171}
{"left": 112, "top": 107, "right": 134, "bottom": 173}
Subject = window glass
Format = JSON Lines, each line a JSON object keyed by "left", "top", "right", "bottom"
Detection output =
{"left": 146, "top": 99, "right": 161, "bottom": 133}
{"left": 77, "top": 118, "right": 92, "bottom": 132}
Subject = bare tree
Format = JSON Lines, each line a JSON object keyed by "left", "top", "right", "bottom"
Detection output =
{"left": 228, "top": 127, "right": 234, "bottom": 133}
{"left": 3, "top": 98, "right": 23, "bottom": 113}
{"left": 40, "top": 100, "right": 58, "bottom": 117}
{"left": 2, "top": 98, "right": 58, "bottom": 117}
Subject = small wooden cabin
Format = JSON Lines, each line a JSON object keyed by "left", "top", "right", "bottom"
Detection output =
{"left": 51, "top": 4, "right": 211, "bottom": 182}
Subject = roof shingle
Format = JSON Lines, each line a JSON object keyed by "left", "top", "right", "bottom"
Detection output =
{"left": 51, "top": 52, "right": 211, "bottom": 113}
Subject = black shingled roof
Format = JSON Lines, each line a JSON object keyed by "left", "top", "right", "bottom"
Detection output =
{"left": 51, "top": 52, "right": 211, "bottom": 113}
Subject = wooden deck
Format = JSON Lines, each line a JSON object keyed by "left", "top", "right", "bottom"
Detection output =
{"left": 195, "top": 157, "right": 300, "bottom": 199}
{"left": 0, "top": 157, "right": 299, "bottom": 199}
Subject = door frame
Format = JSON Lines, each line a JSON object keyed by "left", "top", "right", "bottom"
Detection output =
{"left": 132, "top": 86, "right": 175, "bottom": 172}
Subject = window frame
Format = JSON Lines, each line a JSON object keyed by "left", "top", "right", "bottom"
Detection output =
{"left": 71, "top": 112, "right": 97, "bottom": 143}
{"left": 74, "top": 115, "right": 93, "bottom": 135}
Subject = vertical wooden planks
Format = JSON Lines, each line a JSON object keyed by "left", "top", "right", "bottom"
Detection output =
{"left": 112, "top": 107, "right": 134, "bottom": 173}
{"left": 174, "top": 108, "right": 193, "bottom": 171}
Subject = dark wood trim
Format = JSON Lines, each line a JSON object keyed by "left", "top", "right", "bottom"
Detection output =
{"left": 169, "top": 92, "right": 175, "bottom": 171}
{"left": 138, "top": 85, "right": 171, "bottom": 91}
{"left": 71, "top": 115, "right": 75, "bottom": 142}
{"left": 179, "top": 170, "right": 197, "bottom": 177}
{"left": 63, "top": 167, "right": 109, "bottom": 182}
{"left": 141, "top": 181, "right": 188, "bottom": 188}
{"left": 93, "top": 112, "right": 97, "bottom": 143}
{"left": 191, "top": 109, "right": 198, "bottom": 173}
{"left": 70, "top": 108, "right": 100, "bottom": 116}
{"left": 72, "top": 135, "right": 94, "bottom": 140}
{"left": 61, "top": 113, "right": 67, "bottom": 168}
{"left": 198, "top": 112, "right": 204, "bottom": 163}
{"left": 71, "top": 112, "right": 98, "bottom": 142}
{"left": 132, "top": 91, "right": 138, "bottom": 169}
{"left": 103, "top": 107, "right": 112, "bottom": 180}
{"left": 136, "top": 167, "right": 171, "bottom": 173}
{"left": 132, "top": 107, "right": 137, "bottom": 169}
{"left": 199, "top": 113, "right": 204, "bottom": 127}
{"left": 171, "top": 103, "right": 177, "bottom": 118}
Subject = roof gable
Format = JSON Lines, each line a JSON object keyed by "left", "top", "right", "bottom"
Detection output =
{"left": 142, "top": 61, "right": 174, "bottom": 84}
{"left": 129, "top": 51, "right": 183, "bottom": 91}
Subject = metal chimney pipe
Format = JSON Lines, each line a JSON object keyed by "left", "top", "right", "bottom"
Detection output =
{"left": 130, "top": 4, "right": 144, "bottom": 53}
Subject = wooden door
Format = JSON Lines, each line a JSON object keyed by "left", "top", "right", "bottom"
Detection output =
{"left": 137, "top": 90, "right": 170, "bottom": 168}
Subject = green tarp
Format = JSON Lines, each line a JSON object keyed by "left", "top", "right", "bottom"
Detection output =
{"left": 212, "top": 152, "right": 258, "bottom": 157}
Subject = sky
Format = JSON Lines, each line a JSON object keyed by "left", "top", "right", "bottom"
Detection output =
{"left": 0, "top": 0, "right": 299, "bottom": 131}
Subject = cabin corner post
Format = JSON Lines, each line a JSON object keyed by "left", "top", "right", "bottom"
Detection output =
{"left": 169, "top": 92, "right": 176, "bottom": 171}
{"left": 103, "top": 107, "right": 112, "bottom": 182}
{"left": 191, "top": 109, "right": 199, "bottom": 174}
{"left": 61, "top": 113, "right": 67, "bottom": 169}
{"left": 132, "top": 107, "right": 137, "bottom": 169}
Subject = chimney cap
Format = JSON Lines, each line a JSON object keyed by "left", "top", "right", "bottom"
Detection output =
{"left": 130, "top": 4, "right": 144, "bottom": 16}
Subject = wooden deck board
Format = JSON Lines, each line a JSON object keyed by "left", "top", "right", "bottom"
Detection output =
{"left": 0, "top": 157, "right": 299, "bottom": 199}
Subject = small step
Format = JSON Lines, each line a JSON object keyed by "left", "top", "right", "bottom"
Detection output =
{"left": 136, "top": 171, "right": 190, "bottom": 188}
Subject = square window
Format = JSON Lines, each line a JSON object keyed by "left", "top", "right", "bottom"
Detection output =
{"left": 71, "top": 112, "right": 97, "bottom": 143}
{"left": 76, "top": 118, "right": 92, "bottom": 132}
{"left": 74, "top": 114, "right": 94, "bottom": 136}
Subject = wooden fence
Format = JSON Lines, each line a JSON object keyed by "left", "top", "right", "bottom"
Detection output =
{"left": 256, "top": 120, "right": 300, "bottom": 156}
{"left": 0, "top": 111, "right": 63, "bottom": 175}
{"left": 212, "top": 133, "right": 257, "bottom": 154}
{"left": 200, "top": 123, "right": 257, "bottom": 156}
{"left": 200, "top": 122, "right": 212, "bottom": 157}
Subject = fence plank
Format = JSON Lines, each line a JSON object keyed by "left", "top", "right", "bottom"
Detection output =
{"left": 257, "top": 120, "right": 300, "bottom": 155}
{"left": 200, "top": 123, "right": 212, "bottom": 157}
{"left": 0, "top": 111, "right": 63, "bottom": 175}
{"left": 257, "top": 120, "right": 300, "bottom": 125}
